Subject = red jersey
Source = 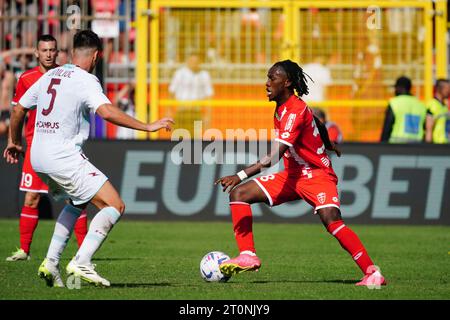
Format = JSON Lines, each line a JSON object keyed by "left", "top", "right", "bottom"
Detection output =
{"left": 274, "top": 94, "right": 336, "bottom": 177}
{"left": 11, "top": 66, "right": 46, "bottom": 144}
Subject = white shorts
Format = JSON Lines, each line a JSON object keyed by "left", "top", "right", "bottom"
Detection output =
{"left": 37, "top": 158, "right": 108, "bottom": 206}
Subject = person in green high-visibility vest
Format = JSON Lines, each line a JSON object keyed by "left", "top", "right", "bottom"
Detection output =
{"left": 380, "top": 76, "right": 427, "bottom": 143}
{"left": 425, "top": 79, "right": 450, "bottom": 144}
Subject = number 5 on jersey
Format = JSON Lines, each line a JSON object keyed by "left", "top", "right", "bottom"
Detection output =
{"left": 42, "top": 78, "right": 61, "bottom": 116}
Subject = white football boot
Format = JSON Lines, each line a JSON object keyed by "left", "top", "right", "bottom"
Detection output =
{"left": 66, "top": 259, "right": 110, "bottom": 287}
{"left": 38, "top": 258, "right": 65, "bottom": 288}
{"left": 6, "top": 248, "right": 30, "bottom": 261}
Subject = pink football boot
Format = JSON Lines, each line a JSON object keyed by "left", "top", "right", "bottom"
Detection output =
{"left": 219, "top": 253, "right": 261, "bottom": 276}
{"left": 356, "top": 270, "right": 387, "bottom": 287}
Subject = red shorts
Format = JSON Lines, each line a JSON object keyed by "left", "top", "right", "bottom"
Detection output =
{"left": 20, "top": 147, "right": 48, "bottom": 193}
{"left": 253, "top": 169, "right": 340, "bottom": 213}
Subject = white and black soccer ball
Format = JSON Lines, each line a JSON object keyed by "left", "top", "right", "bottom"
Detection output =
{"left": 200, "top": 251, "right": 231, "bottom": 282}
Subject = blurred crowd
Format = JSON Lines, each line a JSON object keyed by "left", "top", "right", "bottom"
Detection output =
{"left": 0, "top": 0, "right": 136, "bottom": 138}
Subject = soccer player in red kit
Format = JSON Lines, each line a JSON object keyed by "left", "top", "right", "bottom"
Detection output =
{"left": 6, "top": 35, "right": 88, "bottom": 261}
{"left": 215, "top": 60, "right": 386, "bottom": 286}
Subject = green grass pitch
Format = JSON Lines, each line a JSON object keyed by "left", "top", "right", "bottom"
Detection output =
{"left": 0, "top": 219, "right": 449, "bottom": 300}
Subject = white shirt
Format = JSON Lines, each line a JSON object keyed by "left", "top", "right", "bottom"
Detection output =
{"left": 302, "top": 63, "right": 332, "bottom": 102}
{"left": 19, "top": 64, "right": 111, "bottom": 173}
{"left": 116, "top": 108, "right": 136, "bottom": 139}
{"left": 168, "top": 66, "right": 213, "bottom": 100}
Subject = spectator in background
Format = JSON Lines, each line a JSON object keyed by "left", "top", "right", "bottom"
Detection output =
{"left": 380, "top": 76, "right": 427, "bottom": 143}
{"left": 313, "top": 108, "right": 343, "bottom": 144}
{"left": 169, "top": 53, "right": 213, "bottom": 138}
{"left": 13, "top": 54, "right": 33, "bottom": 80}
{"left": 351, "top": 31, "right": 386, "bottom": 141}
{"left": 425, "top": 79, "right": 450, "bottom": 144}
{"left": 302, "top": 56, "right": 332, "bottom": 103}
{"left": 0, "top": 112, "right": 10, "bottom": 137}
{"left": 115, "top": 82, "right": 136, "bottom": 139}
{"left": 239, "top": 8, "right": 267, "bottom": 63}
{"left": 0, "top": 60, "right": 16, "bottom": 137}
{"left": 1, "top": 47, "right": 36, "bottom": 137}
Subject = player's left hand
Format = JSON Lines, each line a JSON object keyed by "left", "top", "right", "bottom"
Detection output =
{"left": 214, "top": 175, "right": 241, "bottom": 193}
{"left": 3, "top": 143, "right": 24, "bottom": 164}
{"left": 147, "top": 117, "right": 175, "bottom": 132}
{"left": 330, "top": 143, "right": 342, "bottom": 157}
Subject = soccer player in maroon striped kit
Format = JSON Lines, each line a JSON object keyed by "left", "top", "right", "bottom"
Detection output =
{"left": 6, "top": 35, "right": 87, "bottom": 262}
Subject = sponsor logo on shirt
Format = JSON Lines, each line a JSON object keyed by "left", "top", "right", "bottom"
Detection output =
{"left": 36, "top": 121, "right": 59, "bottom": 129}
{"left": 35, "top": 121, "right": 60, "bottom": 134}
{"left": 284, "top": 113, "right": 296, "bottom": 132}
{"left": 281, "top": 132, "right": 290, "bottom": 139}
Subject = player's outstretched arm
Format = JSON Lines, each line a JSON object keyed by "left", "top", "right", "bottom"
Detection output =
{"left": 3, "top": 103, "right": 27, "bottom": 164}
{"left": 215, "top": 141, "right": 289, "bottom": 193}
{"left": 96, "top": 104, "right": 174, "bottom": 132}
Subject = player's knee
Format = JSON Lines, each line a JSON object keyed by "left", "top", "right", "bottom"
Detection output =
{"left": 318, "top": 207, "right": 342, "bottom": 227}
{"left": 114, "top": 199, "right": 125, "bottom": 215}
{"left": 24, "top": 192, "right": 41, "bottom": 208}
{"left": 229, "top": 186, "right": 248, "bottom": 203}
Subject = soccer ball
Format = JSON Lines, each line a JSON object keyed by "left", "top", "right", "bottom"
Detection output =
{"left": 200, "top": 251, "right": 231, "bottom": 282}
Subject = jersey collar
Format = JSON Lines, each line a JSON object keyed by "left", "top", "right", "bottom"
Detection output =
{"left": 275, "top": 95, "right": 298, "bottom": 120}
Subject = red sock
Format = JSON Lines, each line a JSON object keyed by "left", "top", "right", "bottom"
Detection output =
{"left": 230, "top": 202, "right": 255, "bottom": 253}
{"left": 327, "top": 220, "right": 375, "bottom": 275}
{"left": 74, "top": 210, "right": 88, "bottom": 248}
{"left": 19, "top": 206, "right": 39, "bottom": 254}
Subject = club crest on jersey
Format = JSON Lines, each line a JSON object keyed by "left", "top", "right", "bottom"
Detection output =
{"left": 284, "top": 113, "right": 296, "bottom": 132}
{"left": 281, "top": 132, "right": 290, "bottom": 139}
{"left": 317, "top": 192, "right": 326, "bottom": 204}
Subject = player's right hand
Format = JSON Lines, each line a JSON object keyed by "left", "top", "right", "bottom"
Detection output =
{"left": 3, "top": 143, "right": 24, "bottom": 164}
{"left": 214, "top": 175, "right": 241, "bottom": 193}
{"left": 147, "top": 117, "right": 175, "bottom": 132}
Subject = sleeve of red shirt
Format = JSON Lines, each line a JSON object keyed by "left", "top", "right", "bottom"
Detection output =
{"left": 11, "top": 76, "right": 27, "bottom": 106}
{"left": 275, "top": 110, "right": 303, "bottom": 147}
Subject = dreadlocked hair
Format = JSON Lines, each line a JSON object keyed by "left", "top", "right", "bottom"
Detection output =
{"left": 274, "top": 60, "right": 313, "bottom": 97}
{"left": 313, "top": 115, "right": 342, "bottom": 157}
{"left": 275, "top": 59, "right": 342, "bottom": 157}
